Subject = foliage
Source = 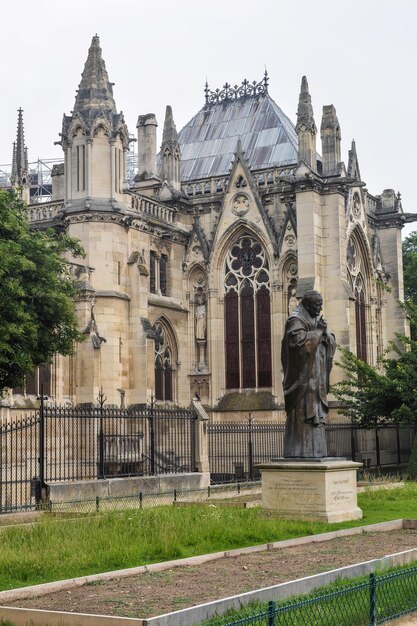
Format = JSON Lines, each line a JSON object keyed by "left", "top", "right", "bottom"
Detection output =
{"left": 406, "top": 434, "right": 417, "bottom": 480}
{"left": 0, "top": 190, "right": 84, "bottom": 393}
{"left": 333, "top": 324, "right": 417, "bottom": 427}
{"left": 402, "top": 231, "right": 417, "bottom": 338}
{"left": 403, "top": 232, "right": 417, "bottom": 304}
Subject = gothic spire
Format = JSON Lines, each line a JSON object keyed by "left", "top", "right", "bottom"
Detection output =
{"left": 16, "top": 108, "right": 28, "bottom": 174}
{"left": 10, "top": 108, "right": 30, "bottom": 203}
{"left": 296, "top": 76, "right": 317, "bottom": 170}
{"left": 296, "top": 76, "right": 316, "bottom": 134}
{"left": 161, "top": 105, "right": 178, "bottom": 145}
{"left": 159, "top": 106, "right": 181, "bottom": 192}
{"left": 348, "top": 139, "right": 361, "bottom": 181}
{"left": 73, "top": 35, "right": 116, "bottom": 114}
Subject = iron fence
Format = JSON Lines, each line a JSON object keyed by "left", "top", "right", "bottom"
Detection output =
{"left": 0, "top": 415, "right": 40, "bottom": 513}
{"left": 208, "top": 422, "right": 415, "bottom": 483}
{"left": 42, "top": 401, "right": 197, "bottom": 482}
{"left": 209, "top": 565, "right": 417, "bottom": 625}
{"left": 0, "top": 399, "right": 197, "bottom": 513}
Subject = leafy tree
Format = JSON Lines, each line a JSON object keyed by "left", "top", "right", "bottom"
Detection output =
{"left": 334, "top": 333, "right": 417, "bottom": 427}
{"left": 0, "top": 190, "right": 84, "bottom": 394}
{"left": 333, "top": 303, "right": 417, "bottom": 476}
{"left": 403, "top": 232, "right": 417, "bottom": 305}
{"left": 333, "top": 235, "right": 417, "bottom": 476}
{"left": 402, "top": 231, "right": 417, "bottom": 339}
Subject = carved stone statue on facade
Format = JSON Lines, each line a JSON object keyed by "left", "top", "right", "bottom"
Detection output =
{"left": 288, "top": 285, "right": 298, "bottom": 316}
{"left": 195, "top": 291, "right": 207, "bottom": 340}
{"left": 84, "top": 304, "right": 107, "bottom": 349}
{"left": 281, "top": 290, "right": 336, "bottom": 458}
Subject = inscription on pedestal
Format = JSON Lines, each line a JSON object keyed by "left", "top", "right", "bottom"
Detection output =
{"left": 260, "top": 461, "right": 363, "bottom": 523}
{"left": 265, "top": 475, "right": 322, "bottom": 512}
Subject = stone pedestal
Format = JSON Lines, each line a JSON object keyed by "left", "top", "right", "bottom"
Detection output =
{"left": 258, "top": 458, "right": 363, "bottom": 523}
{"left": 197, "top": 339, "right": 206, "bottom": 370}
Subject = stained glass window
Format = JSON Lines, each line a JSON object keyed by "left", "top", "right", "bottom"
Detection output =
{"left": 224, "top": 236, "right": 271, "bottom": 389}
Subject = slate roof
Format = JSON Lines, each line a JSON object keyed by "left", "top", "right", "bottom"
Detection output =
{"left": 178, "top": 94, "right": 299, "bottom": 181}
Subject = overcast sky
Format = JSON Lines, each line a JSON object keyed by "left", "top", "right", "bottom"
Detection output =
{"left": 1, "top": 0, "right": 416, "bottom": 236}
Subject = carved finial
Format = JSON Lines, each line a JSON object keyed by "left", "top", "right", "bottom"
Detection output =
{"left": 263, "top": 67, "right": 269, "bottom": 91}
{"left": 204, "top": 80, "right": 209, "bottom": 105}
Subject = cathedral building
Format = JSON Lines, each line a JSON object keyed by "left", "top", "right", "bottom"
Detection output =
{"left": 9, "top": 36, "right": 410, "bottom": 421}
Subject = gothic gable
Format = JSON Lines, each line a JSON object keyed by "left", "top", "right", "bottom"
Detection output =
{"left": 209, "top": 143, "right": 279, "bottom": 259}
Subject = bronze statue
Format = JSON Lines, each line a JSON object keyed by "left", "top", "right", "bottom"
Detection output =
{"left": 281, "top": 290, "right": 336, "bottom": 458}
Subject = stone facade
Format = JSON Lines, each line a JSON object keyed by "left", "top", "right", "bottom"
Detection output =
{"left": 9, "top": 37, "right": 411, "bottom": 421}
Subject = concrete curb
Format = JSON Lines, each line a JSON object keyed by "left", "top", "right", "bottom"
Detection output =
{"left": 144, "top": 547, "right": 417, "bottom": 626}
{"left": 0, "top": 519, "right": 414, "bottom": 626}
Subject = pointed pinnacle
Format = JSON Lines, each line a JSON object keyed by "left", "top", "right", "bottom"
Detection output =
{"left": 162, "top": 105, "right": 178, "bottom": 144}
{"left": 15, "top": 107, "right": 27, "bottom": 172}
{"left": 300, "top": 75, "right": 309, "bottom": 94}
{"left": 73, "top": 35, "right": 116, "bottom": 114}
{"left": 296, "top": 75, "right": 316, "bottom": 134}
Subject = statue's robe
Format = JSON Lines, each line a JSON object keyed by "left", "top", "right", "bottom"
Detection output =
{"left": 281, "top": 304, "right": 336, "bottom": 458}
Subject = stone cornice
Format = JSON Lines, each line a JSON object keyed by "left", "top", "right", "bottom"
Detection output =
{"left": 148, "top": 295, "right": 189, "bottom": 312}
{"left": 62, "top": 211, "right": 189, "bottom": 244}
{"left": 374, "top": 213, "right": 405, "bottom": 229}
{"left": 95, "top": 290, "right": 131, "bottom": 301}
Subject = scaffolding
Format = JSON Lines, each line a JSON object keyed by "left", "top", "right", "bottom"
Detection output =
{"left": 0, "top": 144, "right": 138, "bottom": 203}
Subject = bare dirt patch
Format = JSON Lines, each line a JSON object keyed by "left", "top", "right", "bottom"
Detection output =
{"left": 3, "top": 530, "right": 417, "bottom": 620}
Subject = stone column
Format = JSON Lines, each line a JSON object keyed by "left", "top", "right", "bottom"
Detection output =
{"left": 86, "top": 138, "right": 93, "bottom": 199}
{"left": 192, "top": 398, "right": 210, "bottom": 474}
{"left": 65, "top": 144, "right": 72, "bottom": 203}
{"left": 110, "top": 140, "right": 116, "bottom": 202}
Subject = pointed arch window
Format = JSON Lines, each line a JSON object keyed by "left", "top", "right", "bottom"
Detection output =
{"left": 149, "top": 251, "right": 169, "bottom": 296}
{"left": 347, "top": 236, "right": 368, "bottom": 362}
{"left": 224, "top": 236, "right": 272, "bottom": 389}
{"left": 154, "top": 323, "right": 174, "bottom": 401}
{"left": 354, "top": 277, "right": 367, "bottom": 362}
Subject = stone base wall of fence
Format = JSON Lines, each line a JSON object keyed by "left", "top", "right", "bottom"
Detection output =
{"left": 47, "top": 472, "right": 211, "bottom": 504}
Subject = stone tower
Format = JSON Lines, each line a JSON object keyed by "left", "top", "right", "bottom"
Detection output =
{"left": 10, "top": 108, "right": 30, "bottom": 205}
{"left": 320, "top": 105, "right": 341, "bottom": 176}
{"left": 60, "top": 35, "right": 129, "bottom": 212}
{"left": 58, "top": 35, "right": 131, "bottom": 404}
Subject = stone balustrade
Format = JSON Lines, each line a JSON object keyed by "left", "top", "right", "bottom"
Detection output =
{"left": 27, "top": 201, "right": 64, "bottom": 224}
{"left": 130, "top": 195, "right": 176, "bottom": 224}
{"left": 182, "top": 167, "right": 296, "bottom": 198}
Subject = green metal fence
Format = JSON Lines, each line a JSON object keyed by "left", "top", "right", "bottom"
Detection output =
{"left": 209, "top": 565, "right": 417, "bottom": 626}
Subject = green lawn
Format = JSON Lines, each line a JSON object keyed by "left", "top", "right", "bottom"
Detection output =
{"left": 0, "top": 481, "right": 416, "bottom": 592}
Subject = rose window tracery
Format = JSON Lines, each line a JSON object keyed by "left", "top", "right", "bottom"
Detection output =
{"left": 225, "top": 237, "right": 270, "bottom": 293}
